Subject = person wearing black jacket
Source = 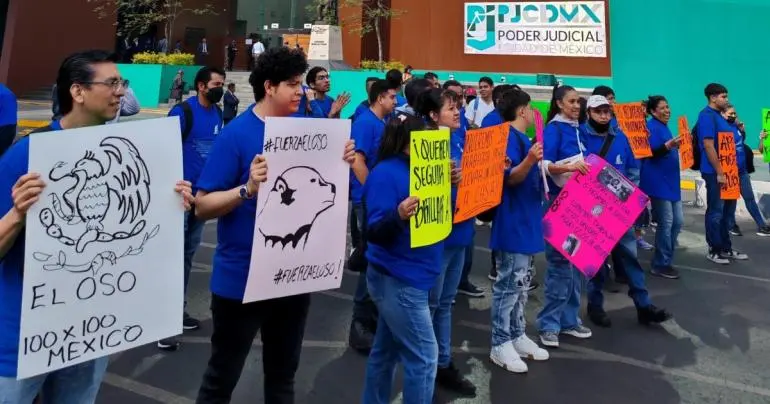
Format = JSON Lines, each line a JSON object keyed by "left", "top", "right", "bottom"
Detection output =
{"left": 223, "top": 83, "right": 239, "bottom": 125}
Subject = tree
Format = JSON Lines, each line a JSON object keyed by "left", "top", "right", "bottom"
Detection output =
{"left": 88, "top": 0, "right": 218, "bottom": 44}
{"left": 340, "top": 0, "right": 404, "bottom": 62}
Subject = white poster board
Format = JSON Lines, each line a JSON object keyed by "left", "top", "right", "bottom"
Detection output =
{"left": 19, "top": 118, "right": 184, "bottom": 379}
{"left": 308, "top": 25, "right": 344, "bottom": 61}
{"left": 244, "top": 117, "right": 351, "bottom": 302}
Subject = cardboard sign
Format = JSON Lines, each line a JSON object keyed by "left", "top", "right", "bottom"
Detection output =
{"left": 245, "top": 118, "right": 351, "bottom": 303}
{"left": 542, "top": 154, "right": 649, "bottom": 279}
{"left": 762, "top": 108, "right": 770, "bottom": 163}
{"left": 615, "top": 103, "right": 653, "bottom": 159}
{"left": 678, "top": 116, "right": 694, "bottom": 170}
{"left": 454, "top": 124, "right": 508, "bottom": 223}
{"left": 410, "top": 129, "right": 452, "bottom": 247}
{"left": 718, "top": 131, "right": 740, "bottom": 200}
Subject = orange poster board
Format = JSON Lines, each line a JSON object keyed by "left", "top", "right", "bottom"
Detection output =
{"left": 718, "top": 132, "right": 740, "bottom": 200}
{"left": 615, "top": 103, "right": 653, "bottom": 159}
{"left": 453, "top": 124, "right": 509, "bottom": 223}
{"left": 678, "top": 116, "right": 694, "bottom": 170}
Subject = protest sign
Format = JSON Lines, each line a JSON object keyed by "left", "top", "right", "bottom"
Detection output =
{"left": 245, "top": 117, "right": 351, "bottom": 303}
{"left": 410, "top": 129, "right": 452, "bottom": 247}
{"left": 615, "top": 103, "right": 653, "bottom": 159}
{"left": 678, "top": 116, "right": 694, "bottom": 170}
{"left": 718, "top": 131, "right": 740, "bottom": 200}
{"left": 762, "top": 108, "right": 770, "bottom": 163}
{"left": 20, "top": 118, "right": 184, "bottom": 379}
{"left": 543, "top": 154, "right": 649, "bottom": 278}
{"left": 454, "top": 124, "right": 508, "bottom": 223}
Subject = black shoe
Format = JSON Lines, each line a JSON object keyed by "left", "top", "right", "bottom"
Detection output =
{"left": 651, "top": 266, "right": 680, "bottom": 280}
{"left": 436, "top": 362, "right": 476, "bottom": 397}
{"left": 637, "top": 305, "right": 673, "bottom": 325}
{"left": 488, "top": 266, "right": 498, "bottom": 281}
{"left": 587, "top": 306, "right": 612, "bottom": 328}
{"left": 527, "top": 280, "right": 540, "bottom": 292}
{"left": 157, "top": 337, "right": 180, "bottom": 351}
{"left": 457, "top": 282, "right": 485, "bottom": 297}
{"left": 348, "top": 320, "right": 374, "bottom": 354}
{"left": 757, "top": 226, "right": 770, "bottom": 237}
{"left": 183, "top": 312, "right": 200, "bottom": 331}
{"left": 730, "top": 225, "right": 743, "bottom": 237}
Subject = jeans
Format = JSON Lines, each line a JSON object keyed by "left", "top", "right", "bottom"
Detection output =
{"left": 184, "top": 209, "right": 206, "bottom": 296}
{"left": 351, "top": 204, "right": 377, "bottom": 324}
{"left": 536, "top": 240, "right": 583, "bottom": 333}
{"left": 363, "top": 268, "right": 437, "bottom": 404}
{"left": 0, "top": 357, "right": 109, "bottom": 404}
{"left": 429, "top": 247, "right": 465, "bottom": 368}
{"left": 196, "top": 293, "right": 310, "bottom": 404}
{"left": 588, "top": 228, "right": 652, "bottom": 310}
{"left": 491, "top": 253, "right": 533, "bottom": 347}
{"left": 727, "top": 172, "right": 766, "bottom": 230}
{"left": 703, "top": 173, "right": 737, "bottom": 254}
{"left": 651, "top": 198, "right": 683, "bottom": 269}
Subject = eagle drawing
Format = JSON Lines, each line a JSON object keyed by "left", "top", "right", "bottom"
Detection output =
{"left": 257, "top": 166, "right": 336, "bottom": 249}
{"left": 47, "top": 136, "right": 151, "bottom": 253}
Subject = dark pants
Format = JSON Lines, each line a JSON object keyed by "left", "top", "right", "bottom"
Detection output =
{"left": 196, "top": 293, "right": 310, "bottom": 404}
{"left": 351, "top": 203, "right": 378, "bottom": 325}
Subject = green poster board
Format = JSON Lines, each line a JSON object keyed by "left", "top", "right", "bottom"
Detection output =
{"left": 762, "top": 108, "right": 770, "bottom": 163}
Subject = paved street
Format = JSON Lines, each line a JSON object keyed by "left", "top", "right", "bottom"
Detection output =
{"left": 90, "top": 206, "right": 770, "bottom": 404}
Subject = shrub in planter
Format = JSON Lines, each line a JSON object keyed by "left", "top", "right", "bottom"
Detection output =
{"left": 360, "top": 60, "right": 405, "bottom": 72}
{"left": 132, "top": 52, "right": 195, "bottom": 66}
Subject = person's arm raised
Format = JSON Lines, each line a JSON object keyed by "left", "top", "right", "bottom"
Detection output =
{"left": 195, "top": 155, "right": 267, "bottom": 221}
{"left": 0, "top": 173, "right": 45, "bottom": 260}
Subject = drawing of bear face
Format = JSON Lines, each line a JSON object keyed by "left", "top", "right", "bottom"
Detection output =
{"left": 258, "top": 166, "right": 337, "bottom": 249}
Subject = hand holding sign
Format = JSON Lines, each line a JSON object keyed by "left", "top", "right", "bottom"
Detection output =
{"left": 677, "top": 116, "right": 694, "bottom": 170}
{"left": 399, "top": 196, "right": 420, "bottom": 220}
{"left": 248, "top": 155, "right": 268, "bottom": 195}
{"left": 11, "top": 173, "right": 46, "bottom": 218}
{"left": 527, "top": 142, "right": 544, "bottom": 163}
{"left": 569, "top": 160, "right": 591, "bottom": 175}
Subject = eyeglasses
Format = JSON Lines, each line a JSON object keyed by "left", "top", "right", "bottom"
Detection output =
{"left": 316, "top": 75, "right": 330, "bottom": 81}
{"left": 83, "top": 79, "right": 129, "bottom": 91}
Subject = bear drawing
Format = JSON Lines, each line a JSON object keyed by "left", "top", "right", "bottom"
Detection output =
{"left": 257, "top": 166, "right": 337, "bottom": 249}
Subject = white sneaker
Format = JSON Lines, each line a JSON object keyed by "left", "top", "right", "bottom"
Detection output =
{"left": 490, "top": 342, "right": 528, "bottom": 373}
{"left": 513, "top": 335, "right": 550, "bottom": 361}
{"left": 475, "top": 219, "right": 484, "bottom": 226}
{"left": 707, "top": 253, "right": 730, "bottom": 265}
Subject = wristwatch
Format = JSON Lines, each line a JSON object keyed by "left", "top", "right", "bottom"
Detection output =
{"left": 239, "top": 185, "right": 255, "bottom": 200}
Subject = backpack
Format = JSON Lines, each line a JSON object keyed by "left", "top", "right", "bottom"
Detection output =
{"left": 179, "top": 101, "right": 223, "bottom": 141}
{"left": 690, "top": 113, "right": 719, "bottom": 172}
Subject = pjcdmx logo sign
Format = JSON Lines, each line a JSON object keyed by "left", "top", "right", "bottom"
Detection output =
{"left": 465, "top": 2, "right": 607, "bottom": 58}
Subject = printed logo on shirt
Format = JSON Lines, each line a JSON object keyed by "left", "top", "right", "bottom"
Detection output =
{"left": 214, "top": 125, "right": 219, "bottom": 135}
{"left": 615, "top": 155, "right": 623, "bottom": 166}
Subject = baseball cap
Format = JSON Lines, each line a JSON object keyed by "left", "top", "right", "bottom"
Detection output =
{"left": 587, "top": 95, "right": 611, "bottom": 109}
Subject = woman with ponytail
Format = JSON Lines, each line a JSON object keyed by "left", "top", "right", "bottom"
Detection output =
{"left": 362, "top": 115, "right": 444, "bottom": 404}
{"left": 537, "top": 84, "right": 593, "bottom": 348}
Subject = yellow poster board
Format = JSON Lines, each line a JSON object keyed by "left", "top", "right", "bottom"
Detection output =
{"left": 409, "top": 129, "right": 452, "bottom": 248}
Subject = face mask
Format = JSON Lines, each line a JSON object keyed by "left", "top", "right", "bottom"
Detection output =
{"left": 589, "top": 117, "right": 611, "bottom": 133}
{"left": 206, "top": 87, "right": 224, "bottom": 104}
{"left": 727, "top": 116, "right": 737, "bottom": 124}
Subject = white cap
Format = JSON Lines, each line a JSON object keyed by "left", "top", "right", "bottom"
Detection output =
{"left": 587, "top": 95, "right": 611, "bottom": 109}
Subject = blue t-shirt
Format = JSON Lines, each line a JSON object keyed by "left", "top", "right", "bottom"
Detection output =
{"left": 696, "top": 106, "right": 733, "bottom": 174}
{"left": 640, "top": 118, "right": 681, "bottom": 202}
{"left": 543, "top": 120, "right": 585, "bottom": 195}
{"left": 308, "top": 96, "right": 335, "bottom": 118}
{"left": 195, "top": 110, "right": 265, "bottom": 300}
{"left": 728, "top": 122, "right": 747, "bottom": 174}
{"left": 580, "top": 124, "right": 639, "bottom": 182}
{"left": 169, "top": 96, "right": 223, "bottom": 193}
{"left": 396, "top": 94, "right": 407, "bottom": 107}
{"left": 459, "top": 107, "right": 470, "bottom": 131}
{"left": 350, "top": 108, "right": 386, "bottom": 204}
{"left": 481, "top": 110, "right": 503, "bottom": 128}
{"left": 350, "top": 101, "right": 369, "bottom": 122}
{"left": 0, "top": 84, "right": 17, "bottom": 126}
{"left": 490, "top": 127, "right": 544, "bottom": 255}
{"left": 445, "top": 127, "right": 474, "bottom": 248}
{"left": 365, "top": 156, "right": 443, "bottom": 290}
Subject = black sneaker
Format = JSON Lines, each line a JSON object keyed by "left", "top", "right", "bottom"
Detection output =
{"left": 488, "top": 266, "right": 498, "bottom": 281}
{"left": 587, "top": 306, "right": 612, "bottom": 328}
{"left": 650, "top": 266, "right": 680, "bottom": 280}
{"left": 348, "top": 320, "right": 374, "bottom": 354}
{"left": 730, "top": 225, "right": 743, "bottom": 237}
{"left": 637, "top": 305, "right": 673, "bottom": 325}
{"left": 183, "top": 312, "right": 200, "bottom": 331}
{"left": 527, "top": 280, "right": 540, "bottom": 292}
{"left": 436, "top": 362, "right": 477, "bottom": 397}
{"left": 157, "top": 337, "right": 180, "bottom": 351}
{"left": 457, "top": 282, "right": 485, "bottom": 298}
{"left": 757, "top": 226, "right": 770, "bottom": 237}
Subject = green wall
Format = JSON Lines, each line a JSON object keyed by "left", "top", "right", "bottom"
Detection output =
{"left": 118, "top": 64, "right": 203, "bottom": 108}
{"left": 410, "top": 69, "right": 611, "bottom": 90}
{"left": 610, "top": 0, "right": 770, "bottom": 148}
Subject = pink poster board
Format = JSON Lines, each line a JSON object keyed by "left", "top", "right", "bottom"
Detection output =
{"left": 542, "top": 154, "right": 649, "bottom": 278}
{"left": 534, "top": 109, "right": 544, "bottom": 144}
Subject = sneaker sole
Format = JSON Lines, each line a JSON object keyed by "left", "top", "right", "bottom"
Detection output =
{"left": 729, "top": 232, "right": 742, "bottom": 237}
{"left": 518, "top": 352, "right": 549, "bottom": 361}
{"left": 561, "top": 331, "right": 592, "bottom": 339}
{"left": 488, "top": 275, "right": 497, "bottom": 281}
{"left": 157, "top": 343, "right": 179, "bottom": 351}
{"left": 707, "top": 257, "right": 730, "bottom": 265}
{"left": 757, "top": 232, "right": 770, "bottom": 237}
{"left": 539, "top": 338, "right": 559, "bottom": 348}
{"left": 457, "top": 290, "right": 485, "bottom": 297}
{"left": 650, "top": 271, "right": 680, "bottom": 280}
{"left": 489, "top": 356, "right": 528, "bottom": 373}
{"left": 183, "top": 325, "right": 200, "bottom": 331}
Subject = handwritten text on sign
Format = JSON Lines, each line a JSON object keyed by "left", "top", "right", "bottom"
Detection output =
{"left": 718, "top": 132, "right": 740, "bottom": 200}
{"left": 454, "top": 124, "right": 508, "bottom": 223}
{"left": 410, "top": 129, "right": 452, "bottom": 248}
{"left": 678, "top": 116, "right": 694, "bottom": 170}
{"left": 542, "top": 154, "right": 649, "bottom": 278}
{"left": 246, "top": 117, "right": 351, "bottom": 303}
{"left": 20, "top": 118, "right": 184, "bottom": 379}
{"left": 615, "top": 103, "right": 652, "bottom": 159}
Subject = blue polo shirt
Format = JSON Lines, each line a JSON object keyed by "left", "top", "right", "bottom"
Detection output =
{"left": 481, "top": 110, "right": 503, "bottom": 128}
{"left": 169, "top": 96, "right": 223, "bottom": 193}
{"left": 543, "top": 120, "right": 585, "bottom": 195}
{"left": 490, "top": 126, "right": 544, "bottom": 255}
{"left": 445, "top": 127, "right": 474, "bottom": 248}
{"left": 581, "top": 124, "right": 639, "bottom": 181}
{"left": 196, "top": 110, "right": 265, "bottom": 300}
{"left": 0, "top": 120, "right": 64, "bottom": 377}
{"left": 350, "top": 108, "right": 386, "bottom": 204}
{"left": 696, "top": 106, "right": 733, "bottom": 174}
{"left": 640, "top": 118, "right": 681, "bottom": 202}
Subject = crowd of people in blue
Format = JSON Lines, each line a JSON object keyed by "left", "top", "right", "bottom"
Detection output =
{"left": 0, "top": 44, "right": 765, "bottom": 404}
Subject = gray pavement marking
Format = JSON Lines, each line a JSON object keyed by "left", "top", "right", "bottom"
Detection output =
{"left": 457, "top": 320, "right": 770, "bottom": 399}
{"left": 129, "top": 353, "right": 167, "bottom": 379}
{"left": 102, "top": 372, "right": 194, "bottom": 404}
